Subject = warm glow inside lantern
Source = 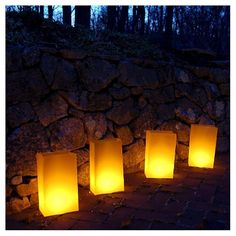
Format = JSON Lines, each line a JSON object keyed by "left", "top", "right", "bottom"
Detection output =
{"left": 188, "top": 124, "right": 218, "bottom": 168}
{"left": 145, "top": 130, "right": 177, "bottom": 178}
{"left": 36, "top": 151, "right": 79, "bottom": 217}
{"left": 90, "top": 138, "right": 124, "bottom": 195}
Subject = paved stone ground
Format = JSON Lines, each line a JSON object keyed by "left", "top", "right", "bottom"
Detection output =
{"left": 6, "top": 153, "right": 230, "bottom": 230}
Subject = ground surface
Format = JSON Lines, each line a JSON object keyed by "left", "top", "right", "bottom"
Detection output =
{"left": 6, "top": 153, "right": 230, "bottom": 230}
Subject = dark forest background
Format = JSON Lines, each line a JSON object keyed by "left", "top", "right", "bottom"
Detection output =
{"left": 6, "top": 5, "right": 230, "bottom": 57}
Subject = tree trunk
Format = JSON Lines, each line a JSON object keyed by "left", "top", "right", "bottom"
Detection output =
{"left": 48, "top": 5, "right": 53, "bottom": 20}
{"left": 40, "top": 6, "right": 44, "bottom": 17}
{"left": 107, "top": 6, "right": 116, "bottom": 31}
{"left": 75, "top": 6, "right": 91, "bottom": 28}
{"left": 138, "top": 6, "right": 145, "bottom": 34}
{"left": 132, "top": 6, "right": 138, "bottom": 33}
{"left": 159, "top": 6, "right": 163, "bottom": 33}
{"left": 146, "top": 6, "right": 151, "bottom": 34}
{"left": 63, "top": 6, "right": 71, "bottom": 26}
{"left": 164, "top": 6, "right": 173, "bottom": 49}
{"left": 75, "top": 6, "right": 79, "bottom": 27}
{"left": 118, "top": 6, "right": 128, "bottom": 33}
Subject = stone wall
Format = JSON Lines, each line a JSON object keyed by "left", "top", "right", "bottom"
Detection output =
{"left": 6, "top": 45, "right": 230, "bottom": 214}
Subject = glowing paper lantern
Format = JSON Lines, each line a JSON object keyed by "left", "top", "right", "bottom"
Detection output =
{"left": 188, "top": 124, "right": 218, "bottom": 168}
{"left": 145, "top": 130, "right": 177, "bottom": 178}
{"left": 90, "top": 138, "right": 124, "bottom": 195}
{"left": 36, "top": 151, "right": 79, "bottom": 217}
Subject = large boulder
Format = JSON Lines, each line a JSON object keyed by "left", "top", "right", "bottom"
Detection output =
{"left": 78, "top": 58, "right": 119, "bottom": 92}
{"left": 39, "top": 47, "right": 58, "bottom": 54}
{"left": 138, "top": 96, "right": 148, "bottom": 109}
{"left": 219, "top": 83, "right": 230, "bottom": 96}
{"left": 7, "top": 102, "right": 35, "bottom": 128}
{"left": 106, "top": 98, "right": 139, "bottom": 125}
{"left": 7, "top": 197, "right": 30, "bottom": 215}
{"left": 156, "top": 103, "right": 175, "bottom": 121}
{"left": 130, "top": 87, "right": 144, "bottom": 96}
{"left": 6, "top": 122, "right": 50, "bottom": 178}
{"left": 199, "top": 114, "right": 215, "bottom": 125}
{"left": 119, "top": 61, "right": 158, "bottom": 88}
{"left": 130, "top": 105, "right": 158, "bottom": 138}
{"left": 84, "top": 113, "right": 107, "bottom": 141}
{"left": 174, "top": 68, "right": 194, "bottom": 83}
{"left": 178, "top": 48, "right": 217, "bottom": 61}
{"left": 40, "top": 54, "right": 59, "bottom": 86}
{"left": 109, "top": 86, "right": 130, "bottom": 100}
{"left": 115, "top": 126, "right": 134, "bottom": 145}
{"left": 188, "top": 66, "right": 209, "bottom": 79}
{"left": 7, "top": 68, "right": 49, "bottom": 105}
{"left": 209, "top": 68, "right": 230, "bottom": 84}
{"left": 7, "top": 159, "right": 38, "bottom": 179}
{"left": 60, "top": 49, "right": 87, "bottom": 60}
{"left": 143, "top": 86, "right": 175, "bottom": 104}
{"left": 10, "top": 175, "right": 23, "bottom": 185}
{"left": 203, "top": 81, "right": 220, "bottom": 101}
{"left": 204, "top": 100, "right": 225, "bottom": 121}
{"left": 52, "top": 58, "right": 78, "bottom": 91}
{"left": 60, "top": 90, "right": 112, "bottom": 111}
{"left": 16, "top": 178, "right": 38, "bottom": 197}
{"left": 190, "top": 67, "right": 229, "bottom": 84}
{"left": 107, "top": 120, "right": 114, "bottom": 132}
{"left": 123, "top": 139, "right": 145, "bottom": 173}
{"left": 175, "top": 83, "right": 208, "bottom": 108}
{"left": 155, "top": 66, "right": 174, "bottom": 86}
{"left": 160, "top": 120, "right": 190, "bottom": 145}
{"left": 34, "top": 93, "right": 68, "bottom": 126}
{"left": 6, "top": 46, "right": 23, "bottom": 72}
{"left": 49, "top": 117, "right": 86, "bottom": 150}
{"left": 22, "top": 46, "right": 40, "bottom": 67}
{"left": 175, "top": 98, "right": 202, "bottom": 124}
{"left": 79, "top": 92, "right": 113, "bottom": 111}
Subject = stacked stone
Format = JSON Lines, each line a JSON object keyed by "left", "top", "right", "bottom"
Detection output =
{"left": 6, "top": 46, "right": 230, "bottom": 214}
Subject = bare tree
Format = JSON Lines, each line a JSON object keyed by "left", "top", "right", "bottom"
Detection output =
{"left": 63, "top": 6, "right": 71, "bottom": 26}
{"left": 159, "top": 6, "right": 163, "bottom": 33}
{"left": 40, "top": 6, "right": 44, "bottom": 17}
{"left": 138, "top": 6, "right": 145, "bottom": 34}
{"left": 164, "top": 6, "right": 174, "bottom": 49}
{"left": 75, "top": 6, "right": 91, "bottom": 28}
{"left": 132, "top": 6, "right": 138, "bottom": 33}
{"left": 118, "top": 6, "right": 128, "bottom": 32}
{"left": 107, "top": 6, "right": 116, "bottom": 31}
{"left": 48, "top": 5, "right": 53, "bottom": 20}
{"left": 132, "top": 6, "right": 145, "bottom": 34}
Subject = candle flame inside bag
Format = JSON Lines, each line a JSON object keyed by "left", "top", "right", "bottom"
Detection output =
{"left": 188, "top": 124, "right": 218, "bottom": 169}
{"left": 90, "top": 138, "right": 124, "bottom": 195}
{"left": 145, "top": 131, "right": 177, "bottom": 179}
{"left": 36, "top": 151, "right": 79, "bottom": 217}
